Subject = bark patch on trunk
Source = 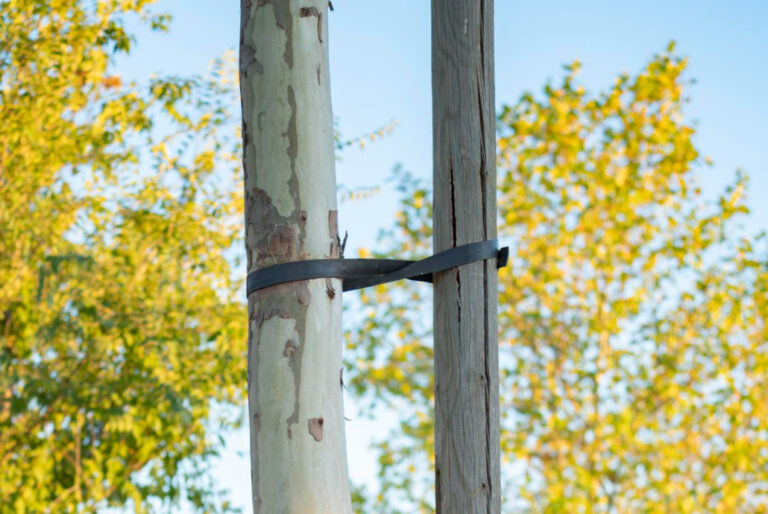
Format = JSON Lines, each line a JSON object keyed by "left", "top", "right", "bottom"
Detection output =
{"left": 327, "top": 210, "right": 339, "bottom": 257}
{"left": 308, "top": 417, "right": 324, "bottom": 441}
{"left": 256, "top": 0, "right": 294, "bottom": 66}
{"left": 299, "top": 6, "right": 323, "bottom": 42}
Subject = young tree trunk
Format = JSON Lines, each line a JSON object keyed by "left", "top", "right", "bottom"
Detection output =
{"left": 431, "top": 0, "right": 501, "bottom": 512}
{"left": 239, "top": 1, "right": 352, "bottom": 512}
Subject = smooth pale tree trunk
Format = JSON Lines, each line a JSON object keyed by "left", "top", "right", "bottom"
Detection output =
{"left": 239, "top": 1, "right": 352, "bottom": 512}
{"left": 431, "top": 0, "right": 501, "bottom": 512}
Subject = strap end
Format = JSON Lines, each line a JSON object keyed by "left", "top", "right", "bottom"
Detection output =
{"left": 497, "top": 246, "right": 509, "bottom": 269}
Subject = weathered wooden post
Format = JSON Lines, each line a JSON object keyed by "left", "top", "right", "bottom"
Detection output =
{"left": 431, "top": 0, "right": 501, "bottom": 512}
{"left": 239, "top": 1, "right": 352, "bottom": 512}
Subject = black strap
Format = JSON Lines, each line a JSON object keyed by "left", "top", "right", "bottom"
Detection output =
{"left": 246, "top": 239, "right": 509, "bottom": 295}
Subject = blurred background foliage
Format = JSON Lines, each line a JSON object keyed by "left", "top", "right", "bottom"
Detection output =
{"left": 1, "top": 1, "right": 766, "bottom": 513}
{"left": 348, "top": 45, "right": 768, "bottom": 513}
{"left": 1, "top": 0, "right": 244, "bottom": 511}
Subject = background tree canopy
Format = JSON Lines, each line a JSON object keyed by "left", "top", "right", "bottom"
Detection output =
{"left": 346, "top": 46, "right": 768, "bottom": 512}
{"left": 1, "top": 1, "right": 245, "bottom": 511}
{"left": 1, "top": 1, "right": 766, "bottom": 512}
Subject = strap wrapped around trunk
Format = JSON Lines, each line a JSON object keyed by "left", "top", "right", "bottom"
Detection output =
{"left": 246, "top": 239, "right": 509, "bottom": 294}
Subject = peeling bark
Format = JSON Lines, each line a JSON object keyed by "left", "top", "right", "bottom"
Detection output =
{"left": 240, "top": 1, "right": 351, "bottom": 512}
{"left": 308, "top": 417, "right": 324, "bottom": 441}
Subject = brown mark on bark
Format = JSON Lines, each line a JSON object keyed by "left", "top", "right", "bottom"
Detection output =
{"left": 325, "top": 279, "right": 336, "bottom": 299}
{"left": 328, "top": 210, "right": 340, "bottom": 257}
{"left": 325, "top": 209, "right": 340, "bottom": 298}
{"left": 283, "top": 338, "right": 302, "bottom": 438}
{"left": 299, "top": 7, "right": 323, "bottom": 43}
{"left": 308, "top": 417, "right": 324, "bottom": 441}
{"left": 256, "top": 224, "right": 297, "bottom": 262}
{"left": 298, "top": 209, "right": 309, "bottom": 259}
{"left": 249, "top": 283, "right": 310, "bottom": 322}
{"left": 286, "top": 85, "right": 298, "bottom": 165}
{"left": 245, "top": 186, "right": 299, "bottom": 270}
{"left": 284, "top": 339, "right": 297, "bottom": 358}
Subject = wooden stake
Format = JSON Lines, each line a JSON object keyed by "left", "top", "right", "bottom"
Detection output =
{"left": 431, "top": 0, "right": 500, "bottom": 512}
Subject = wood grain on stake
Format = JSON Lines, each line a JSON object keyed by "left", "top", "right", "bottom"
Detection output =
{"left": 432, "top": 0, "right": 501, "bottom": 512}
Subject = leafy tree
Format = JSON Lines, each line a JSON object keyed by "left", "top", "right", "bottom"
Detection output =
{"left": 4, "top": 4, "right": 764, "bottom": 512}
{"left": 346, "top": 45, "right": 768, "bottom": 512}
{"left": 0, "top": 1, "right": 245, "bottom": 511}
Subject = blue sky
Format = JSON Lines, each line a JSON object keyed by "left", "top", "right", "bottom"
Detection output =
{"left": 117, "top": 1, "right": 767, "bottom": 510}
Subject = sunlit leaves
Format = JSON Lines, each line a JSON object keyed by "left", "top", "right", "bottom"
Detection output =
{"left": 0, "top": 2, "right": 244, "bottom": 512}
{"left": 335, "top": 119, "right": 399, "bottom": 152}
{"left": 345, "top": 46, "right": 767, "bottom": 512}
